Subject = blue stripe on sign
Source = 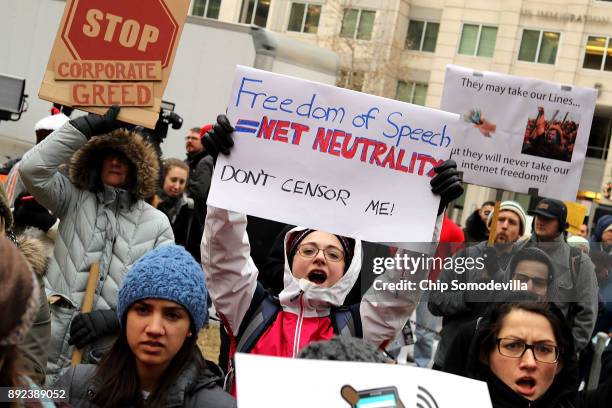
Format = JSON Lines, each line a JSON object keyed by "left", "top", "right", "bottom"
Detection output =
{"left": 234, "top": 126, "right": 257, "bottom": 133}
{"left": 237, "top": 119, "right": 260, "bottom": 127}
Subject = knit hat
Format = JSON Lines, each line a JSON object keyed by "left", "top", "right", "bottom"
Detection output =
{"left": 0, "top": 237, "right": 40, "bottom": 346}
{"left": 117, "top": 245, "right": 208, "bottom": 332}
{"left": 487, "top": 200, "right": 527, "bottom": 236}
{"left": 199, "top": 123, "right": 213, "bottom": 139}
{"left": 567, "top": 235, "right": 590, "bottom": 253}
{"left": 287, "top": 229, "right": 355, "bottom": 272}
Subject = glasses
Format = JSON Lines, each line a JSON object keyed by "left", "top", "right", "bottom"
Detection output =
{"left": 297, "top": 243, "right": 344, "bottom": 262}
{"left": 513, "top": 273, "right": 548, "bottom": 289}
{"left": 496, "top": 338, "right": 560, "bottom": 363}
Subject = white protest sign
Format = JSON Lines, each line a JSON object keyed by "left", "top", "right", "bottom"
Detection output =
{"left": 440, "top": 65, "right": 596, "bottom": 201}
{"left": 208, "top": 66, "right": 459, "bottom": 242}
{"left": 235, "top": 353, "right": 492, "bottom": 407}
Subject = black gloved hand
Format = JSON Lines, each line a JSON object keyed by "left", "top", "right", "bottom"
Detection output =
{"left": 69, "top": 105, "right": 122, "bottom": 139}
{"left": 13, "top": 193, "right": 57, "bottom": 232}
{"left": 430, "top": 159, "right": 464, "bottom": 215}
{"left": 201, "top": 114, "right": 234, "bottom": 157}
{"left": 68, "top": 309, "right": 120, "bottom": 349}
{"left": 482, "top": 245, "right": 500, "bottom": 278}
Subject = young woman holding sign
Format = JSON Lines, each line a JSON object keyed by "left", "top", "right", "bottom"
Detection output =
{"left": 199, "top": 116, "right": 464, "bottom": 391}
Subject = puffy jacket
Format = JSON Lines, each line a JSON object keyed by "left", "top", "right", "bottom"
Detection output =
{"left": 55, "top": 360, "right": 236, "bottom": 408}
{"left": 201, "top": 206, "right": 436, "bottom": 362}
{"left": 20, "top": 123, "right": 174, "bottom": 384}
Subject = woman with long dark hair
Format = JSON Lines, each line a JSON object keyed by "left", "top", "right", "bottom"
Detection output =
{"left": 55, "top": 245, "right": 235, "bottom": 408}
{"left": 466, "top": 301, "right": 611, "bottom": 407}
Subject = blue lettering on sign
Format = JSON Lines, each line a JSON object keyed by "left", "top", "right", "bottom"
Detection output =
{"left": 383, "top": 111, "right": 452, "bottom": 148}
{"left": 234, "top": 76, "right": 346, "bottom": 124}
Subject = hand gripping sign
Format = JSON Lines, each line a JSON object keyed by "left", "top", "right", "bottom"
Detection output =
{"left": 207, "top": 66, "right": 459, "bottom": 243}
{"left": 39, "top": 0, "right": 191, "bottom": 128}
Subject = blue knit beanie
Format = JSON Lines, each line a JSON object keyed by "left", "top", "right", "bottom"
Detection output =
{"left": 117, "top": 245, "right": 208, "bottom": 331}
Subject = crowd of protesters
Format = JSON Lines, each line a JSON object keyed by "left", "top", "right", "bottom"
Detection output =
{"left": 1, "top": 104, "right": 611, "bottom": 407}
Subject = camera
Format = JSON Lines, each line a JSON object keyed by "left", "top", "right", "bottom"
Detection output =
{"left": 0, "top": 73, "right": 28, "bottom": 121}
{"left": 160, "top": 100, "right": 183, "bottom": 130}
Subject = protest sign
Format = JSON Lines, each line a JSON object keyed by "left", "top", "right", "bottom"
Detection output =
{"left": 39, "top": 0, "right": 190, "bottom": 128}
{"left": 441, "top": 65, "right": 597, "bottom": 201}
{"left": 207, "top": 66, "right": 459, "bottom": 243}
{"left": 235, "top": 353, "right": 492, "bottom": 407}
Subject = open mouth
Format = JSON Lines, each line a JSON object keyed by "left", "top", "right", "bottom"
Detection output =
{"left": 307, "top": 270, "right": 327, "bottom": 285}
{"left": 515, "top": 377, "right": 536, "bottom": 396}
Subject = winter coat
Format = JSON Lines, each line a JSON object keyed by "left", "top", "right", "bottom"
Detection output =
{"left": 428, "top": 241, "right": 517, "bottom": 367}
{"left": 590, "top": 215, "right": 612, "bottom": 254}
{"left": 463, "top": 209, "right": 488, "bottom": 245}
{"left": 201, "top": 206, "right": 436, "bottom": 362}
{"left": 19, "top": 122, "right": 174, "bottom": 384}
{"left": 54, "top": 360, "right": 236, "bottom": 408}
{"left": 17, "top": 236, "right": 51, "bottom": 386}
{"left": 157, "top": 192, "right": 196, "bottom": 254}
{"left": 185, "top": 150, "right": 213, "bottom": 261}
{"left": 516, "top": 235, "right": 598, "bottom": 352}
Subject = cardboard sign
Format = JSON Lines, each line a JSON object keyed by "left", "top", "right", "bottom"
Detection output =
{"left": 565, "top": 201, "right": 588, "bottom": 235}
{"left": 207, "top": 66, "right": 459, "bottom": 243}
{"left": 235, "top": 353, "right": 493, "bottom": 407}
{"left": 441, "top": 65, "right": 597, "bottom": 201}
{"left": 39, "top": 0, "right": 191, "bottom": 128}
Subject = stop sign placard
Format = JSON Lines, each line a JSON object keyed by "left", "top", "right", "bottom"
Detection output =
{"left": 40, "top": 0, "right": 190, "bottom": 127}
{"left": 61, "top": 0, "right": 178, "bottom": 68}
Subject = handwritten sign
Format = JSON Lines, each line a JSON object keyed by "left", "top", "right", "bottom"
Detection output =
{"left": 441, "top": 65, "right": 597, "bottom": 201}
{"left": 207, "top": 66, "right": 459, "bottom": 242}
{"left": 235, "top": 353, "right": 492, "bottom": 407}
{"left": 39, "top": 0, "right": 191, "bottom": 128}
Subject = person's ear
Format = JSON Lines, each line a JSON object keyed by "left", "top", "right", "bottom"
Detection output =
{"left": 555, "top": 360, "right": 563, "bottom": 375}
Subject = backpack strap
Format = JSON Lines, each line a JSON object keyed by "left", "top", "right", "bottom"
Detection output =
{"left": 330, "top": 304, "right": 362, "bottom": 338}
{"left": 234, "top": 283, "right": 282, "bottom": 354}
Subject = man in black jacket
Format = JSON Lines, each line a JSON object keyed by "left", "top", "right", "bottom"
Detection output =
{"left": 184, "top": 126, "right": 214, "bottom": 261}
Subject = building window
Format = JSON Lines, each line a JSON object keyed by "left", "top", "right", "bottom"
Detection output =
{"left": 287, "top": 3, "right": 321, "bottom": 34}
{"left": 587, "top": 115, "right": 611, "bottom": 159}
{"left": 518, "top": 29, "right": 560, "bottom": 64}
{"left": 338, "top": 70, "right": 364, "bottom": 92}
{"left": 458, "top": 24, "right": 497, "bottom": 57}
{"left": 396, "top": 81, "right": 428, "bottom": 106}
{"left": 583, "top": 36, "right": 612, "bottom": 71}
{"left": 405, "top": 20, "right": 439, "bottom": 52}
{"left": 191, "top": 0, "right": 221, "bottom": 19}
{"left": 340, "top": 9, "right": 375, "bottom": 40}
{"left": 240, "top": 0, "right": 271, "bottom": 27}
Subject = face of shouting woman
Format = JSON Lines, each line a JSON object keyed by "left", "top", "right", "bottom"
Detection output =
{"left": 489, "top": 309, "right": 562, "bottom": 401}
{"left": 291, "top": 231, "right": 346, "bottom": 288}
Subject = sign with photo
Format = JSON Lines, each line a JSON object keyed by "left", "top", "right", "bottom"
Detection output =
{"left": 441, "top": 64, "right": 597, "bottom": 200}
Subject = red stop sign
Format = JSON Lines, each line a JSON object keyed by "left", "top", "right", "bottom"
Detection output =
{"left": 61, "top": 0, "right": 178, "bottom": 68}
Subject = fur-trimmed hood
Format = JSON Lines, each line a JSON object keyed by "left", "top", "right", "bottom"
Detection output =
{"left": 17, "top": 236, "right": 48, "bottom": 276}
{"left": 69, "top": 129, "right": 159, "bottom": 200}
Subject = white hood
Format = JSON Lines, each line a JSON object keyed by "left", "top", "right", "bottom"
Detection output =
{"left": 278, "top": 226, "right": 362, "bottom": 318}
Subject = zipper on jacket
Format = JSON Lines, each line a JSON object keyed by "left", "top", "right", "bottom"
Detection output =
{"left": 292, "top": 293, "right": 305, "bottom": 358}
